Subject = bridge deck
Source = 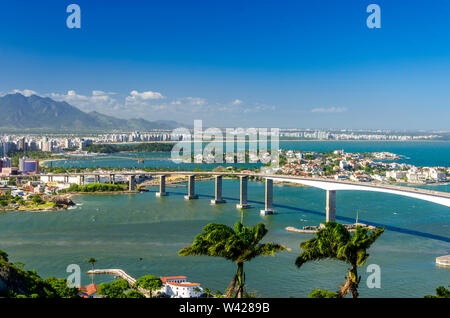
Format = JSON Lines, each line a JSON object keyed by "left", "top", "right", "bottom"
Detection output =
{"left": 3, "top": 171, "right": 449, "bottom": 202}
{"left": 86, "top": 269, "right": 150, "bottom": 297}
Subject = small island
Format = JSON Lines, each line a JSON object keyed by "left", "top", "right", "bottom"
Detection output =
{"left": 0, "top": 193, "right": 75, "bottom": 212}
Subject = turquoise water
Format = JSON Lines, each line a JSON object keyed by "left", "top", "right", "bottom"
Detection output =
{"left": 1, "top": 141, "right": 449, "bottom": 297}
{"left": 48, "top": 141, "right": 450, "bottom": 169}
{"left": 0, "top": 180, "right": 449, "bottom": 297}
{"left": 279, "top": 140, "right": 450, "bottom": 167}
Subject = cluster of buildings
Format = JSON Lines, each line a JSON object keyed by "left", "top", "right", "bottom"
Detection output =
{"left": 385, "top": 167, "right": 447, "bottom": 183}
{"left": 96, "top": 131, "right": 187, "bottom": 143}
{"left": 0, "top": 179, "right": 46, "bottom": 199}
{"left": 1, "top": 135, "right": 82, "bottom": 154}
{"left": 279, "top": 129, "right": 443, "bottom": 140}
{"left": 78, "top": 275, "right": 203, "bottom": 298}
{"left": 0, "top": 131, "right": 189, "bottom": 155}
{"left": 0, "top": 157, "right": 39, "bottom": 176}
{"left": 280, "top": 149, "right": 448, "bottom": 184}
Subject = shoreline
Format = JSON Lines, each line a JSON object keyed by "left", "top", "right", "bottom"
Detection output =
{"left": 103, "top": 139, "right": 450, "bottom": 144}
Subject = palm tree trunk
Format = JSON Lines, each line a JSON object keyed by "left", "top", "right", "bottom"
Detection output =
{"left": 349, "top": 266, "right": 359, "bottom": 299}
{"left": 225, "top": 274, "right": 237, "bottom": 298}
{"left": 339, "top": 266, "right": 360, "bottom": 298}
{"left": 90, "top": 263, "right": 95, "bottom": 285}
{"left": 338, "top": 274, "right": 351, "bottom": 298}
{"left": 235, "top": 262, "right": 244, "bottom": 298}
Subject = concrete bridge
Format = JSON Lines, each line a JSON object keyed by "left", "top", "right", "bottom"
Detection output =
{"left": 2, "top": 171, "right": 449, "bottom": 221}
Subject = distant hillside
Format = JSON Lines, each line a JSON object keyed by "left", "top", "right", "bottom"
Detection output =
{"left": 0, "top": 93, "right": 181, "bottom": 131}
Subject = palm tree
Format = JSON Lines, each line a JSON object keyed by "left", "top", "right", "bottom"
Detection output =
{"left": 295, "top": 222, "right": 384, "bottom": 298}
{"left": 179, "top": 222, "right": 287, "bottom": 298}
{"left": 87, "top": 257, "right": 97, "bottom": 285}
{"left": 87, "top": 257, "right": 97, "bottom": 271}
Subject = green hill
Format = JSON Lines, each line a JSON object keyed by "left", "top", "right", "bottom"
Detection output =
{"left": 0, "top": 93, "right": 181, "bottom": 132}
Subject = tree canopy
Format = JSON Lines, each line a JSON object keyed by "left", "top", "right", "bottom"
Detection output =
{"left": 296, "top": 222, "right": 384, "bottom": 298}
{"left": 179, "top": 222, "right": 287, "bottom": 297}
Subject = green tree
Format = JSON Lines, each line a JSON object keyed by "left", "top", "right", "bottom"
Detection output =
{"left": 32, "top": 195, "right": 44, "bottom": 205}
{"left": 0, "top": 249, "right": 9, "bottom": 261}
{"left": 179, "top": 222, "right": 287, "bottom": 298}
{"left": 97, "top": 279, "right": 129, "bottom": 298}
{"left": 87, "top": 258, "right": 97, "bottom": 271}
{"left": 134, "top": 275, "right": 162, "bottom": 297}
{"left": 87, "top": 257, "right": 97, "bottom": 285}
{"left": 295, "top": 222, "right": 384, "bottom": 298}
{"left": 125, "top": 290, "right": 145, "bottom": 298}
{"left": 424, "top": 286, "right": 450, "bottom": 298}
{"left": 44, "top": 277, "right": 80, "bottom": 298}
{"left": 309, "top": 289, "right": 338, "bottom": 298}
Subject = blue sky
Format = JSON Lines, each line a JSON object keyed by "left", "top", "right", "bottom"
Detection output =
{"left": 0, "top": 0, "right": 449, "bottom": 129}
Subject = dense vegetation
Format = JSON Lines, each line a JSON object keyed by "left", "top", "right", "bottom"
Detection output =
{"left": 85, "top": 143, "right": 174, "bottom": 153}
{"left": 179, "top": 221, "right": 287, "bottom": 298}
{"left": 308, "top": 289, "right": 338, "bottom": 298}
{"left": 0, "top": 193, "right": 55, "bottom": 211}
{"left": 134, "top": 275, "right": 162, "bottom": 291}
{"left": 424, "top": 286, "right": 450, "bottom": 298}
{"left": 97, "top": 278, "right": 145, "bottom": 298}
{"left": 59, "top": 183, "right": 127, "bottom": 193}
{"left": 0, "top": 249, "right": 79, "bottom": 298}
{"left": 296, "top": 222, "right": 385, "bottom": 298}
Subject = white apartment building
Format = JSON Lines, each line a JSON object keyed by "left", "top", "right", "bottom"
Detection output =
{"left": 428, "top": 168, "right": 447, "bottom": 182}
{"left": 159, "top": 276, "right": 203, "bottom": 298}
{"left": 386, "top": 170, "right": 407, "bottom": 180}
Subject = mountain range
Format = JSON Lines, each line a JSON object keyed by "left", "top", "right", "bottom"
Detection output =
{"left": 0, "top": 93, "right": 182, "bottom": 131}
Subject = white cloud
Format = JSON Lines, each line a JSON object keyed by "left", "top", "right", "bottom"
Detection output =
{"left": 5, "top": 88, "right": 276, "bottom": 124}
{"left": 50, "top": 90, "right": 120, "bottom": 113}
{"left": 92, "top": 90, "right": 116, "bottom": 96}
{"left": 126, "top": 90, "right": 164, "bottom": 102}
{"left": 11, "top": 89, "right": 38, "bottom": 97}
{"left": 311, "top": 106, "right": 348, "bottom": 113}
{"left": 172, "top": 97, "right": 206, "bottom": 106}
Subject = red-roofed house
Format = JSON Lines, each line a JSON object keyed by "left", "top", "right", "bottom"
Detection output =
{"left": 160, "top": 276, "right": 203, "bottom": 298}
{"left": 78, "top": 284, "right": 99, "bottom": 298}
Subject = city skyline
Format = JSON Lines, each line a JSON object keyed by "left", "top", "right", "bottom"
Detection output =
{"left": 1, "top": 0, "right": 450, "bottom": 129}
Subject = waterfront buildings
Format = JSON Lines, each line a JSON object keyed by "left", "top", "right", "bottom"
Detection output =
{"left": 159, "top": 276, "right": 203, "bottom": 298}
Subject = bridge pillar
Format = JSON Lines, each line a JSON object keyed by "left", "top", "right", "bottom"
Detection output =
{"left": 260, "top": 178, "right": 275, "bottom": 215}
{"left": 64, "top": 175, "right": 69, "bottom": 184}
{"left": 326, "top": 190, "right": 336, "bottom": 222}
{"left": 128, "top": 175, "right": 136, "bottom": 191}
{"left": 236, "top": 176, "right": 251, "bottom": 209}
{"left": 156, "top": 175, "right": 168, "bottom": 197}
{"left": 211, "top": 175, "right": 226, "bottom": 204}
{"left": 109, "top": 174, "right": 115, "bottom": 184}
{"left": 78, "top": 175, "right": 84, "bottom": 185}
{"left": 184, "top": 175, "right": 198, "bottom": 200}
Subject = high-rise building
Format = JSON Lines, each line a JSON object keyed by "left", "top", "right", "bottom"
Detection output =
{"left": 19, "top": 157, "right": 39, "bottom": 174}
{"left": 0, "top": 157, "right": 12, "bottom": 169}
{"left": 18, "top": 137, "right": 27, "bottom": 151}
{"left": 1, "top": 142, "right": 15, "bottom": 156}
